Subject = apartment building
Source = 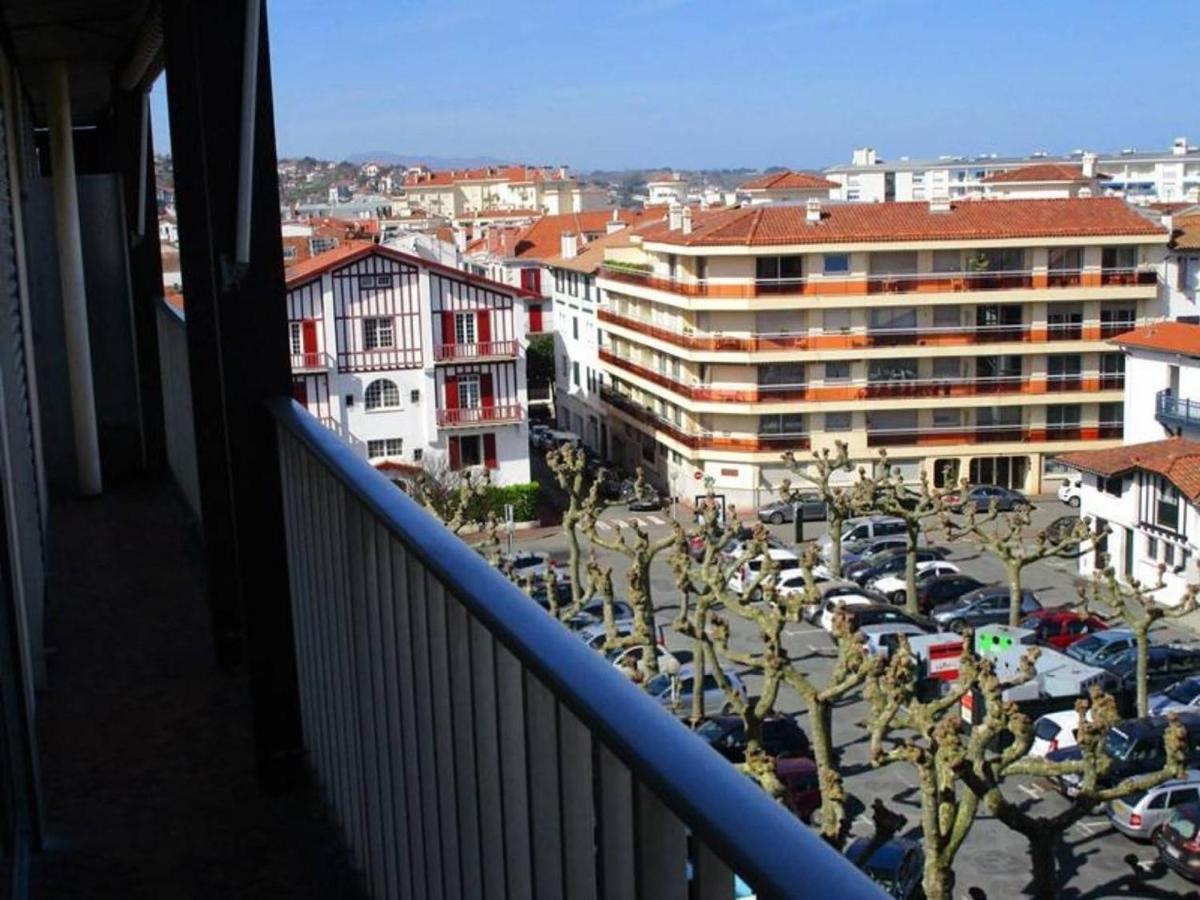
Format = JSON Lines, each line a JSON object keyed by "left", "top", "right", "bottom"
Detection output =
{"left": 826, "top": 138, "right": 1200, "bottom": 203}
{"left": 286, "top": 242, "right": 531, "bottom": 484}
{"left": 401, "top": 164, "right": 608, "bottom": 218}
{"left": 646, "top": 172, "right": 688, "bottom": 205}
{"left": 593, "top": 197, "right": 1168, "bottom": 507}
{"left": 1109, "top": 322, "right": 1200, "bottom": 444}
{"left": 738, "top": 170, "right": 838, "bottom": 205}
{"left": 1163, "top": 208, "right": 1200, "bottom": 318}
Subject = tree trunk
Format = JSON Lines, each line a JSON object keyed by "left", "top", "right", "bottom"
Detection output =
{"left": 916, "top": 766, "right": 953, "bottom": 900}
{"left": 905, "top": 520, "right": 920, "bottom": 616}
{"left": 1007, "top": 561, "right": 1024, "bottom": 627}
{"left": 1027, "top": 830, "right": 1058, "bottom": 900}
{"left": 566, "top": 514, "right": 584, "bottom": 605}
{"left": 829, "top": 511, "right": 844, "bottom": 577}
{"left": 805, "top": 694, "right": 844, "bottom": 842}
{"left": 1136, "top": 624, "right": 1150, "bottom": 718}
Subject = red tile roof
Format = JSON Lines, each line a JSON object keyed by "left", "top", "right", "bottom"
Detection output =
{"left": 1171, "top": 214, "right": 1200, "bottom": 250}
{"left": 508, "top": 209, "right": 657, "bottom": 260}
{"left": 404, "top": 165, "right": 565, "bottom": 187}
{"left": 284, "top": 241, "right": 537, "bottom": 298}
{"left": 1110, "top": 321, "right": 1200, "bottom": 357}
{"left": 739, "top": 170, "right": 838, "bottom": 191}
{"left": 639, "top": 197, "right": 1166, "bottom": 247}
{"left": 1056, "top": 438, "right": 1200, "bottom": 502}
{"left": 981, "top": 163, "right": 1109, "bottom": 184}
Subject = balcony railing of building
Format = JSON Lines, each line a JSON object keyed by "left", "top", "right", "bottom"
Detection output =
{"left": 433, "top": 341, "right": 520, "bottom": 363}
{"left": 866, "top": 422, "right": 1121, "bottom": 448}
{"left": 599, "top": 350, "right": 1122, "bottom": 405}
{"left": 436, "top": 404, "right": 524, "bottom": 428}
{"left": 291, "top": 351, "right": 334, "bottom": 372}
{"left": 1157, "top": 390, "right": 1200, "bottom": 430}
{"left": 269, "top": 399, "right": 876, "bottom": 899}
{"left": 155, "top": 299, "right": 202, "bottom": 520}
{"left": 598, "top": 309, "right": 1140, "bottom": 354}
{"left": 599, "top": 265, "right": 1158, "bottom": 300}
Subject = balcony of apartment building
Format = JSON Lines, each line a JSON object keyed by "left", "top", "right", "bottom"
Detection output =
{"left": 864, "top": 406, "right": 1124, "bottom": 449}
{"left": 0, "top": 4, "right": 878, "bottom": 900}
{"left": 1157, "top": 389, "right": 1200, "bottom": 432}
{"left": 432, "top": 340, "right": 519, "bottom": 363}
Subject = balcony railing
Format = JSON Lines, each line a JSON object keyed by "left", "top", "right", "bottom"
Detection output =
{"left": 269, "top": 399, "right": 876, "bottom": 899}
{"left": 290, "top": 350, "right": 333, "bottom": 372}
{"left": 866, "top": 422, "right": 1120, "bottom": 448}
{"left": 599, "top": 350, "right": 1120, "bottom": 405}
{"left": 597, "top": 308, "right": 1137, "bottom": 354}
{"left": 436, "top": 404, "right": 524, "bottom": 428}
{"left": 433, "top": 340, "right": 519, "bottom": 362}
{"left": 1158, "top": 390, "right": 1200, "bottom": 430}
{"left": 599, "top": 265, "right": 1157, "bottom": 300}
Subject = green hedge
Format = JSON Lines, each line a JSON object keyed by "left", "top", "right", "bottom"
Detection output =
{"left": 469, "top": 482, "right": 540, "bottom": 522}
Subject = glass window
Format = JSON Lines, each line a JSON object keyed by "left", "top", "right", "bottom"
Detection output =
{"left": 932, "top": 305, "right": 961, "bottom": 327}
{"left": 364, "top": 379, "right": 401, "bottom": 410}
{"left": 1102, "top": 246, "right": 1137, "bottom": 270}
{"left": 454, "top": 313, "right": 477, "bottom": 345}
{"left": 824, "top": 361, "right": 850, "bottom": 382}
{"left": 458, "top": 374, "right": 481, "bottom": 408}
{"left": 823, "top": 254, "right": 850, "bottom": 274}
{"left": 1048, "top": 247, "right": 1083, "bottom": 271}
{"left": 825, "top": 411, "right": 851, "bottom": 432}
{"left": 759, "top": 362, "right": 807, "bottom": 386}
{"left": 363, "top": 316, "right": 395, "bottom": 350}
{"left": 932, "top": 250, "right": 961, "bottom": 273}
{"left": 367, "top": 438, "right": 403, "bottom": 459}
{"left": 289, "top": 321, "right": 302, "bottom": 354}
{"left": 823, "top": 309, "right": 851, "bottom": 332}
{"left": 458, "top": 434, "right": 483, "bottom": 467}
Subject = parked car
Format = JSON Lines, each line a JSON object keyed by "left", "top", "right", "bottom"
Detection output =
{"left": 1150, "top": 677, "right": 1200, "bottom": 715}
{"left": 600, "top": 474, "right": 637, "bottom": 502}
{"left": 844, "top": 547, "right": 948, "bottom": 587}
{"left": 546, "top": 429, "right": 581, "bottom": 450}
{"left": 565, "top": 596, "right": 633, "bottom": 630}
{"left": 777, "top": 757, "right": 822, "bottom": 823}
{"left": 771, "top": 570, "right": 837, "bottom": 601}
{"left": 817, "top": 516, "right": 907, "bottom": 561}
{"left": 1058, "top": 476, "right": 1083, "bottom": 508}
{"left": 1155, "top": 802, "right": 1200, "bottom": 882}
{"left": 870, "top": 560, "right": 961, "bottom": 604}
{"left": 576, "top": 619, "right": 662, "bottom": 651}
{"left": 1102, "top": 645, "right": 1200, "bottom": 694}
{"left": 499, "top": 551, "right": 556, "bottom": 582}
{"left": 1043, "top": 514, "right": 1085, "bottom": 551}
{"left": 1050, "top": 712, "right": 1200, "bottom": 795}
{"left": 644, "top": 662, "right": 747, "bottom": 717}
{"left": 943, "top": 484, "right": 1031, "bottom": 513}
{"left": 695, "top": 714, "right": 811, "bottom": 764}
{"left": 1108, "top": 772, "right": 1200, "bottom": 840}
{"left": 930, "top": 585, "right": 1041, "bottom": 632}
{"left": 1066, "top": 628, "right": 1137, "bottom": 667}
{"left": 912, "top": 574, "right": 988, "bottom": 615}
{"left": 1029, "top": 709, "right": 1083, "bottom": 759}
{"left": 838, "top": 535, "right": 913, "bottom": 570}
{"left": 1019, "top": 608, "right": 1108, "bottom": 650}
{"left": 820, "top": 593, "right": 888, "bottom": 632}
{"left": 802, "top": 580, "right": 883, "bottom": 624}
{"left": 843, "top": 837, "right": 924, "bottom": 899}
{"left": 609, "top": 645, "right": 692, "bottom": 675}
{"left": 842, "top": 603, "right": 936, "bottom": 635}
{"left": 727, "top": 548, "right": 801, "bottom": 596}
{"left": 757, "top": 491, "right": 827, "bottom": 525}
{"left": 627, "top": 492, "right": 665, "bottom": 512}
{"left": 718, "top": 532, "right": 788, "bottom": 565}
{"left": 859, "top": 622, "right": 931, "bottom": 660}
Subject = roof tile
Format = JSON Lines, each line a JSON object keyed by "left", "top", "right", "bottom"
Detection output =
{"left": 1110, "top": 321, "right": 1200, "bottom": 357}
{"left": 1056, "top": 438, "right": 1200, "bottom": 502}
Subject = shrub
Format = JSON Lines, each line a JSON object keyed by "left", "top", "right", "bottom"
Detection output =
{"left": 468, "top": 482, "right": 540, "bottom": 523}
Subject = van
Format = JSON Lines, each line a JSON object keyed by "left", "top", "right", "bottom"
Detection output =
{"left": 817, "top": 516, "right": 907, "bottom": 561}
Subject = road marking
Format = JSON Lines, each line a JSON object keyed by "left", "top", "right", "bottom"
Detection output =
{"left": 631, "top": 517, "right": 646, "bottom": 528}
{"left": 595, "top": 521, "right": 613, "bottom": 532}
{"left": 1135, "top": 855, "right": 1158, "bottom": 871}
{"left": 783, "top": 627, "right": 826, "bottom": 636}
{"left": 611, "top": 519, "right": 627, "bottom": 529}
{"left": 1017, "top": 784, "right": 1041, "bottom": 800}
{"left": 648, "top": 515, "right": 666, "bottom": 526}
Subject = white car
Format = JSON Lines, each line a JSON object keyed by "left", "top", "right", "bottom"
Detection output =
{"left": 819, "top": 593, "right": 882, "bottom": 632}
{"left": 644, "top": 662, "right": 747, "bottom": 717}
{"left": 1057, "top": 476, "right": 1082, "bottom": 508}
{"left": 869, "top": 560, "right": 961, "bottom": 604}
{"left": 802, "top": 580, "right": 875, "bottom": 624}
{"left": 858, "top": 623, "right": 929, "bottom": 659}
{"left": 1029, "top": 709, "right": 1082, "bottom": 758}
{"left": 727, "top": 548, "right": 801, "bottom": 595}
{"left": 609, "top": 645, "right": 693, "bottom": 677}
{"left": 773, "top": 570, "right": 832, "bottom": 599}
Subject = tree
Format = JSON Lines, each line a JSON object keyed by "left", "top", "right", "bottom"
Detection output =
{"left": 1080, "top": 565, "right": 1200, "bottom": 716}
{"left": 408, "top": 460, "right": 494, "bottom": 536}
{"left": 526, "top": 333, "right": 555, "bottom": 393}
{"left": 941, "top": 500, "right": 1099, "bottom": 626}
{"left": 543, "top": 445, "right": 610, "bottom": 611}
{"left": 871, "top": 456, "right": 950, "bottom": 615}
{"left": 782, "top": 442, "right": 872, "bottom": 577}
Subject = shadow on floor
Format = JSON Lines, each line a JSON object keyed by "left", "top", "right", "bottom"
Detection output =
{"left": 29, "top": 477, "right": 364, "bottom": 899}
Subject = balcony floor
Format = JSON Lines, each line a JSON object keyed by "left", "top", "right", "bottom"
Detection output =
{"left": 30, "top": 477, "right": 363, "bottom": 898}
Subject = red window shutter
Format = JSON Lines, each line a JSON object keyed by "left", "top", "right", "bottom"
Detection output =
{"left": 483, "top": 433, "right": 498, "bottom": 469}
{"left": 480, "top": 373, "right": 494, "bottom": 408}
{"left": 529, "top": 305, "right": 543, "bottom": 332}
{"left": 291, "top": 378, "right": 308, "bottom": 406}
{"left": 444, "top": 375, "right": 459, "bottom": 409}
{"left": 448, "top": 436, "right": 461, "bottom": 470}
{"left": 476, "top": 310, "right": 491, "bottom": 346}
{"left": 441, "top": 311, "right": 456, "bottom": 345}
{"left": 301, "top": 319, "right": 318, "bottom": 353}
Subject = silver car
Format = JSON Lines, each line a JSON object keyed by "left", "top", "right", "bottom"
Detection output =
{"left": 1108, "top": 772, "right": 1200, "bottom": 840}
{"left": 644, "top": 662, "right": 747, "bottom": 717}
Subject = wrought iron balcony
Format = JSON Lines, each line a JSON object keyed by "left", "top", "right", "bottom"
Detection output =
{"left": 1157, "top": 390, "right": 1200, "bottom": 430}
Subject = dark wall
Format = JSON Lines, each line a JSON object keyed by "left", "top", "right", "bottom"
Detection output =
{"left": 25, "top": 175, "right": 142, "bottom": 494}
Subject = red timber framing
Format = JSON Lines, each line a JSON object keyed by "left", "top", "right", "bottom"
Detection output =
{"left": 436, "top": 362, "right": 523, "bottom": 427}
{"left": 286, "top": 278, "right": 326, "bottom": 369}
{"left": 331, "top": 254, "right": 423, "bottom": 372}
{"left": 431, "top": 271, "right": 518, "bottom": 362}
{"left": 447, "top": 433, "right": 500, "bottom": 470}
{"left": 291, "top": 373, "right": 331, "bottom": 420}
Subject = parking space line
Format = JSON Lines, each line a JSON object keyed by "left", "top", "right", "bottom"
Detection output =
{"left": 595, "top": 521, "right": 613, "bottom": 532}
{"left": 1017, "top": 784, "right": 1041, "bottom": 800}
{"left": 648, "top": 515, "right": 666, "bottom": 526}
{"left": 783, "top": 627, "right": 826, "bottom": 636}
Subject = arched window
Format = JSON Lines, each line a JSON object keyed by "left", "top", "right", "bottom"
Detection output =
{"left": 364, "top": 379, "right": 400, "bottom": 410}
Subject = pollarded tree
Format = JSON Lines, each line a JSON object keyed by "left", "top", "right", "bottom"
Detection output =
{"left": 781, "top": 442, "right": 875, "bottom": 577}
{"left": 409, "top": 459, "right": 495, "bottom": 536}
{"left": 940, "top": 498, "right": 1101, "bottom": 626}
{"left": 543, "top": 444, "right": 612, "bottom": 611}
{"left": 1080, "top": 565, "right": 1200, "bottom": 716}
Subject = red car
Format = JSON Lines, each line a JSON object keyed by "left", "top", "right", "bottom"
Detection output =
{"left": 777, "top": 757, "right": 821, "bottom": 823}
{"left": 1019, "top": 608, "right": 1108, "bottom": 650}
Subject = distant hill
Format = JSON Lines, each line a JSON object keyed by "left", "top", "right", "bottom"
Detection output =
{"left": 345, "top": 151, "right": 509, "bottom": 169}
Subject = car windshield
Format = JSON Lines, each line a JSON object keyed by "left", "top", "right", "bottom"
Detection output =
{"left": 1167, "top": 680, "right": 1200, "bottom": 705}
{"left": 1170, "top": 811, "right": 1200, "bottom": 840}
{"left": 1033, "top": 718, "right": 1061, "bottom": 741}
{"left": 645, "top": 674, "right": 672, "bottom": 696}
{"left": 1105, "top": 729, "right": 1135, "bottom": 761}
{"left": 1067, "top": 635, "right": 1103, "bottom": 659}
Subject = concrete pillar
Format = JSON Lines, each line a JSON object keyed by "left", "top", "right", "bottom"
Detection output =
{"left": 47, "top": 62, "right": 102, "bottom": 496}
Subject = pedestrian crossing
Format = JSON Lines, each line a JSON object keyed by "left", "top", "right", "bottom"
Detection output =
{"left": 594, "top": 515, "right": 668, "bottom": 532}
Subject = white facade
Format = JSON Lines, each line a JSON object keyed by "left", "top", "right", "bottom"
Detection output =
{"left": 1121, "top": 344, "right": 1200, "bottom": 444}
{"left": 647, "top": 174, "right": 687, "bottom": 206}
{"left": 549, "top": 263, "right": 606, "bottom": 453}
{"left": 286, "top": 246, "right": 531, "bottom": 486}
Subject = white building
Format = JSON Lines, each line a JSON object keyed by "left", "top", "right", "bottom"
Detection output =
{"left": 285, "top": 242, "right": 532, "bottom": 486}
{"left": 737, "top": 170, "right": 837, "bottom": 205}
{"left": 826, "top": 138, "right": 1200, "bottom": 204}
{"left": 1109, "top": 322, "right": 1200, "bottom": 443}
{"left": 401, "top": 165, "right": 607, "bottom": 219}
{"left": 1162, "top": 209, "right": 1200, "bottom": 319}
{"left": 979, "top": 157, "right": 1108, "bottom": 200}
{"left": 646, "top": 172, "right": 687, "bottom": 206}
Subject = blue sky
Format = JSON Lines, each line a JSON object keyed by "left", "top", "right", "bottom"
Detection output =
{"left": 151, "top": 0, "right": 1199, "bottom": 171}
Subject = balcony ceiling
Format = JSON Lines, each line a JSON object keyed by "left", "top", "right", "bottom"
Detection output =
{"left": 1, "top": 0, "right": 160, "bottom": 124}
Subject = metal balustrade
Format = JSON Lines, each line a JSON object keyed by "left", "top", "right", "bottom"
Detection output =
{"left": 269, "top": 398, "right": 880, "bottom": 900}
{"left": 156, "top": 299, "right": 202, "bottom": 520}
{"left": 1158, "top": 390, "right": 1200, "bottom": 430}
{"left": 291, "top": 351, "right": 334, "bottom": 372}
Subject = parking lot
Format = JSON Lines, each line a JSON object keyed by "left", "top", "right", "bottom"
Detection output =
{"left": 506, "top": 489, "right": 1200, "bottom": 898}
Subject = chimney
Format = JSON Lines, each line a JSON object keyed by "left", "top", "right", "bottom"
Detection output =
{"left": 560, "top": 231, "right": 577, "bottom": 259}
{"left": 1077, "top": 186, "right": 1093, "bottom": 199}
{"left": 668, "top": 201, "right": 683, "bottom": 231}
{"left": 1081, "top": 152, "right": 1097, "bottom": 178}
{"left": 453, "top": 228, "right": 466, "bottom": 253}
{"left": 558, "top": 165, "right": 569, "bottom": 179}
{"left": 606, "top": 208, "right": 626, "bottom": 234}
{"left": 805, "top": 198, "right": 822, "bottom": 224}
{"left": 681, "top": 206, "right": 693, "bottom": 235}
{"left": 852, "top": 147, "right": 877, "bottom": 167}
{"left": 1173, "top": 137, "right": 1190, "bottom": 156}
{"left": 928, "top": 195, "right": 952, "bottom": 213}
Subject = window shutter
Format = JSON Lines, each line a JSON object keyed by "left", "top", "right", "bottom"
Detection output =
{"left": 484, "top": 433, "right": 498, "bottom": 469}
{"left": 448, "top": 436, "right": 461, "bottom": 470}
{"left": 480, "top": 373, "right": 494, "bottom": 408}
{"left": 444, "top": 375, "right": 459, "bottom": 409}
{"left": 529, "top": 304, "right": 543, "bottom": 332}
{"left": 302, "top": 319, "right": 318, "bottom": 354}
{"left": 476, "top": 310, "right": 491, "bottom": 346}
{"left": 441, "top": 311, "right": 455, "bottom": 346}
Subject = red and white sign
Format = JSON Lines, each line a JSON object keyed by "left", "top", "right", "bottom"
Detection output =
{"left": 926, "top": 639, "right": 962, "bottom": 682}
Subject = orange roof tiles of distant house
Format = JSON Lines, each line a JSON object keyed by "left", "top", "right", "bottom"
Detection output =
{"left": 508, "top": 209, "right": 659, "bottom": 260}
{"left": 647, "top": 172, "right": 683, "bottom": 183}
{"left": 739, "top": 171, "right": 838, "bottom": 191}
{"left": 1056, "top": 438, "right": 1200, "bottom": 502}
{"left": 403, "top": 165, "right": 567, "bottom": 187}
{"left": 542, "top": 216, "right": 667, "bottom": 273}
{"left": 164, "top": 287, "right": 184, "bottom": 314}
{"left": 638, "top": 197, "right": 1166, "bottom": 247}
{"left": 981, "top": 163, "right": 1110, "bottom": 184}
{"left": 1171, "top": 214, "right": 1200, "bottom": 250}
{"left": 1110, "top": 321, "right": 1200, "bottom": 357}
{"left": 460, "top": 209, "right": 541, "bottom": 219}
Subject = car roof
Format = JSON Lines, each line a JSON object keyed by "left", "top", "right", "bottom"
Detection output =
{"left": 1025, "top": 607, "right": 1098, "bottom": 623}
{"left": 858, "top": 622, "right": 926, "bottom": 636}
{"left": 845, "top": 837, "right": 920, "bottom": 869}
